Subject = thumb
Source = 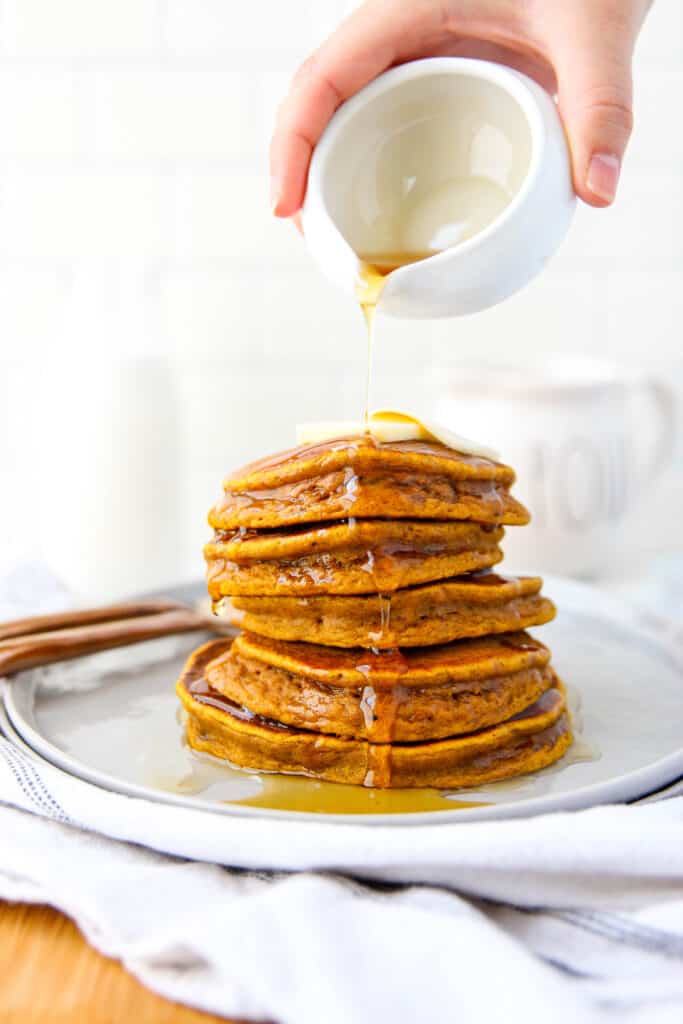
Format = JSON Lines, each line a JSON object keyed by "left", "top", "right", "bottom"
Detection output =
{"left": 554, "top": 36, "right": 634, "bottom": 207}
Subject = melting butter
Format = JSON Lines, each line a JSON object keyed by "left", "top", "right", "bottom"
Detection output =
{"left": 296, "top": 408, "right": 499, "bottom": 461}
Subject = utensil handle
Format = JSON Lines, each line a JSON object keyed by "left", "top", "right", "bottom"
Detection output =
{"left": 0, "top": 599, "right": 188, "bottom": 642}
{"left": 0, "top": 609, "right": 207, "bottom": 675}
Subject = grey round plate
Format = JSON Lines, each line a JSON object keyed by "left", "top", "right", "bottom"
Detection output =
{"left": 3, "top": 576, "right": 683, "bottom": 824}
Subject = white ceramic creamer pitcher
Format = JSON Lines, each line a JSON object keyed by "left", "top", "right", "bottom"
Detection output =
{"left": 302, "top": 57, "right": 576, "bottom": 318}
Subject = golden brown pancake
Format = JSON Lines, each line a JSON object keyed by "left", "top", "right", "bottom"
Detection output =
{"left": 205, "top": 519, "right": 504, "bottom": 596}
{"left": 208, "top": 437, "right": 530, "bottom": 529}
{"left": 177, "top": 641, "right": 572, "bottom": 788}
{"left": 228, "top": 573, "right": 556, "bottom": 648}
{"left": 205, "top": 631, "right": 556, "bottom": 742}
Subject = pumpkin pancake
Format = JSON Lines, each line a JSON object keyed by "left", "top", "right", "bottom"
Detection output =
{"left": 227, "top": 572, "right": 556, "bottom": 648}
{"left": 209, "top": 436, "right": 529, "bottom": 529}
{"left": 204, "top": 631, "right": 556, "bottom": 742}
{"left": 205, "top": 519, "right": 504, "bottom": 596}
{"left": 176, "top": 641, "right": 572, "bottom": 788}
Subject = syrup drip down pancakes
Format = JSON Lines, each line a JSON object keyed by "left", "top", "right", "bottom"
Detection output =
{"left": 177, "top": 434, "right": 573, "bottom": 788}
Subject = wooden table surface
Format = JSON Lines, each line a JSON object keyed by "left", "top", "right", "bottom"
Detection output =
{"left": 0, "top": 901, "right": 244, "bottom": 1023}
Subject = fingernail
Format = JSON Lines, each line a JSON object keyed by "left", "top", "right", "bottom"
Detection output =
{"left": 587, "top": 153, "right": 621, "bottom": 204}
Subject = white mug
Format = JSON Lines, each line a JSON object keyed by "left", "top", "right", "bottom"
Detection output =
{"left": 430, "top": 358, "right": 676, "bottom": 577}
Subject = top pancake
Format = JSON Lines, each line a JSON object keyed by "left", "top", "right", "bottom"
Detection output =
{"left": 209, "top": 436, "right": 529, "bottom": 529}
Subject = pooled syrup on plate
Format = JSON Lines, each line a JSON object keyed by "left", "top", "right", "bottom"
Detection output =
{"left": 233, "top": 773, "right": 489, "bottom": 814}
{"left": 171, "top": 702, "right": 488, "bottom": 812}
{"left": 170, "top": 716, "right": 597, "bottom": 813}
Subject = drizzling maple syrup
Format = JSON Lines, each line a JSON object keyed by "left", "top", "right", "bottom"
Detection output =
{"left": 355, "top": 252, "right": 435, "bottom": 423}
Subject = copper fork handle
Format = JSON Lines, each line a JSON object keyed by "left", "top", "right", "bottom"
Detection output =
{"left": 0, "top": 600, "right": 188, "bottom": 642}
{"left": 0, "top": 607, "right": 211, "bottom": 676}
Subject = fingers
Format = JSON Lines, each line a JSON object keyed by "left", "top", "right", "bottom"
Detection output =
{"left": 270, "top": 0, "right": 450, "bottom": 217}
{"left": 559, "top": 64, "right": 633, "bottom": 208}
{"left": 430, "top": 35, "right": 557, "bottom": 94}
{"left": 270, "top": 0, "right": 649, "bottom": 215}
{"left": 550, "top": 8, "right": 638, "bottom": 207}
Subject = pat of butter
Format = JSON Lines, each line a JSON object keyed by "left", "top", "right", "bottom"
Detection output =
{"left": 296, "top": 409, "right": 499, "bottom": 461}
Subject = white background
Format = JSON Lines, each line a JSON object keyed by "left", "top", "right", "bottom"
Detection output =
{"left": 0, "top": 0, "right": 681, "bottom": 598}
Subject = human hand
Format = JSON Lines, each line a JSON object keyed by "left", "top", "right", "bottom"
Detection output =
{"left": 270, "top": 0, "right": 652, "bottom": 217}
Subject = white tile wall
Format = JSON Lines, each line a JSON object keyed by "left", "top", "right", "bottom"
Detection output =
{"left": 92, "top": 69, "right": 257, "bottom": 162}
{"left": 579, "top": 172, "right": 683, "bottom": 273}
{"left": 0, "top": 69, "right": 83, "bottom": 157}
{"left": 0, "top": 0, "right": 681, "bottom": 595}
{"left": 634, "top": 1, "right": 683, "bottom": 64}
{"left": 0, "top": 268, "right": 73, "bottom": 348}
{"left": 2, "top": 0, "right": 162, "bottom": 57}
{"left": 606, "top": 272, "right": 683, "bottom": 364}
{"left": 161, "top": 269, "right": 256, "bottom": 357}
{"left": 631, "top": 69, "right": 683, "bottom": 168}
{"left": 165, "top": 0, "right": 309, "bottom": 60}
{"left": 0, "top": 168, "right": 170, "bottom": 265}
{"left": 436, "top": 270, "right": 607, "bottom": 362}
{"left": 170, "top": 170, "right": 306, "bottom": 269}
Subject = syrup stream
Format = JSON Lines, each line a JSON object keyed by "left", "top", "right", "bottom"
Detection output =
{"left": 355, "top": 252, "right": 434, "bottom": 424}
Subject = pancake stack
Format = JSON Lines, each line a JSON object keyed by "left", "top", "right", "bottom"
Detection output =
{"left": 176, "top": 436, "right": 572, "bottom": 788}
